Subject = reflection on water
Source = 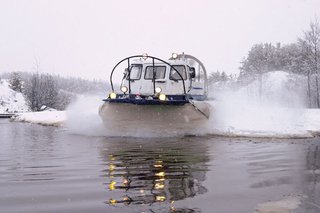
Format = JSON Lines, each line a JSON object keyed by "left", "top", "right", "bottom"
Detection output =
{"left": 99, "top": 138, "right": 209, "bottom": 210}
{"left": 1, "top": 120, "right": 320, "bottom": 213}
{"left": 303, "top": 143, "right": 320, "bottom": 212}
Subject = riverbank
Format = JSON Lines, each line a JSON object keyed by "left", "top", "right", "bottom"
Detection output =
{"left": 10, "top": 107, "right": 320, "bottom": 138}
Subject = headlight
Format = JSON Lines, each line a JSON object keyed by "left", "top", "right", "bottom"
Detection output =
{"left": 159, "top": 93, "right": 166, "bottom": 101}
{"left": 109, "top": 92, "right": 117, "bottom": 99}
{"left": 155, "top": 87, "right": 162, "bottom": 93}
{"left": 172, "top": 53, "right": 178, "bottom": 59}
{"left": 121, "top": 86, "right": 128, "bottom": 93}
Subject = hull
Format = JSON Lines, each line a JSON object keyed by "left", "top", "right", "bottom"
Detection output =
{"left": 98, "top": 101, "right": 211, "bottom": 135}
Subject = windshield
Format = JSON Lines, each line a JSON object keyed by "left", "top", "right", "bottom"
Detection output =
{"left": 170, "top": 65, "right": 187, "bottom": 80}
{"left": 144, "top": 66, "right": 166, "bottom": 80}
{"left": 126, "top": 65, "right": 142, "bottom": 80}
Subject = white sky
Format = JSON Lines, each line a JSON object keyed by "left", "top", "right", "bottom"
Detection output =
{"left": 0, "top": 0, "right": 320, "bottom": 80}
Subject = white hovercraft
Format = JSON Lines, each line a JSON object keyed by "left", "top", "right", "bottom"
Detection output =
{"left": 99, "top": 53, "right": 211, "bottom": 133}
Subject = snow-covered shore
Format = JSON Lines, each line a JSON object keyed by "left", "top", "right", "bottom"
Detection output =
{"left": 10, "top": 107, "right": 320, "bottom": 138}
{"left": 12, "top": 111, "right": 66, "bottom": 127}
{"left": 0, "top": 79, "right": 29, "bottom": 113}
{"left": 210, "top": 107, "right": 320, "bottom": 138}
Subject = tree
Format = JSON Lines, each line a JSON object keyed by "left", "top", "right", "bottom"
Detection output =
{"left": 208, "top": 70, "right": 231, "bottom": 84}
{"left": 24, "top": 73, "right": 59, "bottom": 111}
{"left": 239, "top": 43, "right": 278, "bottom": 98}
{"left": 9, "top": 72, "right": 23, "bottom": 92}
{"left": 299, "top": 18, "right": 320, "bottom": 107}
{"left": 208, "top": 71, "right": 222, "bottom": 84}
{"left": 220, "top": 71, "right": 228, "bottom": 81}
{"left": 280, "top": 43, "right": 305, "bottom": 74}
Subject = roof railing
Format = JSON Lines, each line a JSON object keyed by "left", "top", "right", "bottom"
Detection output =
{"left": 110, "top": 55, "right": 186, "bottom": 95}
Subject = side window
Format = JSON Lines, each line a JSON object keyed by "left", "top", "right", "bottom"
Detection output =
{"left": 144, "top": 66, "right": 166, "bottom": 80}
{"left": 170, "top": 65, "right": 187, "bottom": 80}
{"left": 126, "top": 65, "right": 142, "bottom": 80}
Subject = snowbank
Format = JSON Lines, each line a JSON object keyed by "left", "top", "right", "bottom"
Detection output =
{"left": 0, "top": 79, "right": 29, "bottom": 113}
{"left": 12, "top": 111, "right": 66, "bottom": 127}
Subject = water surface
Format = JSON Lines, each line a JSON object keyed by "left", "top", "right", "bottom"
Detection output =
{"left": 0, "top": 120, "right": 319, "bottom": 212}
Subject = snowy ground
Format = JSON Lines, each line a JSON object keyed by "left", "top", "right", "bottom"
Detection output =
{"left": 12, "top": 111, "right": 66, "bottom": 127}
{"left": 209, "top": 103, "right": 320, "bottom": 138}
{"left": 11, "top": 106, "right": 320, "bottom": 138}
{"left": 0, "top": 79, "right": 29, "bottom": 113}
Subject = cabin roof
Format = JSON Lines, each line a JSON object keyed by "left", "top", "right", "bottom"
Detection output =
{"left": 131, "top": 59, "right": 191, "bottom": 67}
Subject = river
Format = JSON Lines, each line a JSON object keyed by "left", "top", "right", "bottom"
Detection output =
{"left": 0, "top": 119, "right": 319, "bottom": 213}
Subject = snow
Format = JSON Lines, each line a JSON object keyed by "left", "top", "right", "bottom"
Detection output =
{"left": 300, "top": 109, "right": 320, "bottom": 133}
{"left": 0, "top": 79, "right": 29, "bottom": 113}
{"left": 208, "top": 71, "right": 319, "bottom": 138}
{"left": 0, "top": 78, "right": 65, "bottom": 126}
{"left": 209, "top": 106, "right": 320, "bottom": 138}
{"left": 12, "top": 111, "right": 66, "bottom": 127}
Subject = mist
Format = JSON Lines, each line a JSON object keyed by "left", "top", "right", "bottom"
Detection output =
{"left": 208, "top": 71, "right": 310, "bottom": 137}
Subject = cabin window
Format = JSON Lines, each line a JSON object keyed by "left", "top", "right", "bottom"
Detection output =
{"left": 170, "top": 65, "right": 187, "bottom": 80}
{"left": 126, "top": 65, "right": 142, "bottom": 80}
{"left": 144, "top": 66, "right": 166, "bottom": 80}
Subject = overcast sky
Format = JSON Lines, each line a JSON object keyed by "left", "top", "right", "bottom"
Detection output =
{"left": 0, "top": 0, "right": 320, "bottom": 80}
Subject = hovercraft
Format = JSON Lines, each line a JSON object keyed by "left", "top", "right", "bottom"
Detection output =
{"left": 99, "top": 53, "right": 211, "bottom": 133}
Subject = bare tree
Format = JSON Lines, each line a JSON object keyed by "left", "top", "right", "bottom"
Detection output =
{"left": 299, "top": 17, "right": 320, "bottom": 107}
{"left": 24, "top": 73, "right": 59, "bottom": 111}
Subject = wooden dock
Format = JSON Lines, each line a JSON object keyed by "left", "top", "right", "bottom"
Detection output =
{"left": 0, "top": 114, "right": 16, "bottom": 118}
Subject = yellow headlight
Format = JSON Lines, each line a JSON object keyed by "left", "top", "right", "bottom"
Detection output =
{"left": 109, "top": 92, "right": 117, "bottom": 99}
{"left": 159, "top": 94, "right": 166, "bottom": 101}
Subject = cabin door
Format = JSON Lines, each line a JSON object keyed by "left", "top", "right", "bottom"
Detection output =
{"left": 125, "top": 64, "right": 142, "bottom": 94}
{"left": 139, "top": 65, "right": 167, "bottom": 95}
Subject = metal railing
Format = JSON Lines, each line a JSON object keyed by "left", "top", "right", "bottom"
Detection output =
{"left": 109, "top": 55, "right": 186, "bottom": 95}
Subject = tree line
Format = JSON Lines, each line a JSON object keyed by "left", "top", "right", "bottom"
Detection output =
{"left": 208, "top": 70, "right": 236, "bottom": 84}
{"left": 3, "top": 72, "right": 109, "bottom": 111}
{"left": 239, "top": 18, "right": 320, "bottom": 108}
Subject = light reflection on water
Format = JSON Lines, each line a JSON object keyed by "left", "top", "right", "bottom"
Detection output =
{"left": 0, "top": 120, "right": 320, "bottom": 213}
{"left": 99, "top": 138, "right": 209, "bottom": 209}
